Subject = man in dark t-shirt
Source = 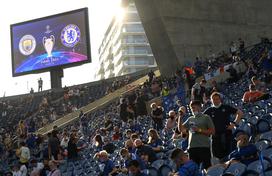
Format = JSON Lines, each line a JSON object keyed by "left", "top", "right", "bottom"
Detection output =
{"left": 150, "top": 103, "right": 164, "bottom": 131}
{"left": 204, "top": 92, "right": 243, "bottom": 159}
{"left": 134, "top": 139, "right": 157, "bottom": 163}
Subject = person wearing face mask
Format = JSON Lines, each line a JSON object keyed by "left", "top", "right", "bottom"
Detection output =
{"left": 227, "top": 131, "right": 257, "bottom": 165}
{"left": 204, "top": 92, "right": 243, "bottom": 160}
{"left": 179, "top": 100, "right": 215, "bottom": 169}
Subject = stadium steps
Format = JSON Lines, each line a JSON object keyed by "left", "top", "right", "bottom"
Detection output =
{"left": 36, "top": 69, "right": 160, "bottom": 135}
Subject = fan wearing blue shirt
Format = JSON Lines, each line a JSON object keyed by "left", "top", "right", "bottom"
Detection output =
{"left": 94, "top": 150, "right": 117, "bottom": 176}
{"left": 120, "top": 148, "right": 146, "bottom": 174}
{"left": 128, "top": 160, "right": 148, "bottom": 176}
{"left": 170, "top": 148, "right": 201, "bottom": 176}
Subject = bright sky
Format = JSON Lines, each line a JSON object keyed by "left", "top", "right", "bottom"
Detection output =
{"left": 0, "top": 0, "right": 121, "bottom": 96}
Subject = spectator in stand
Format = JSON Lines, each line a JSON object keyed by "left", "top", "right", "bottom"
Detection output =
{"left": 179, "top": 100, "right": 215, "bottom": 169}
{"left": 120, "top": 148, "right": 146, "bottom": 173}
{"left": 93, "top": 134, "right": 104, "bottom": 152}
{"left": 103, "top": 115, "right": 113, "bottom": 132}
{"left": 67, "top": 135, "right": 80, "bottom": 160}
{"left": 193, "top": 57, "right": 203, "bottom": 77}
{"left": 112, "top": 126, "right": 122, "bottom": 141}
{"left": 151, "top": 80, "right": 161, "bottom": 97}
{"left": 165, "top": 110, "right": 177, "bottom": 132}
{"left": 226, "top": 65, "right": 239, "bottom": 83}
{"left": 150, "top": 103, "right": 164, "bottom": 131}
{"left": 47, "top": 160, "right": 61, "bottom": 176}
{"left": 230, "top": 41, "right": 238, "bottom": 56}
{"left": 170, "top": 148, "right": 200, "bottom": 176}
{"left": 204, "top": 92, "right": 243, "bottom": 160}
{"left": 135, "top": 91, "right": 148, "bottom": 118}
{"left": 17, "top": 120, "right": 27, "bottom": 141}
{"left": 94, "top": 150, "right": 116, "bottom": 176}
{"left": 228, "top": 131, "right": 258, "bottom": 165}
{"left": 16, "top": 141, "right": 30, "bottom": 167}
{"left": 134, "top": 139, "right": 157, "bottom": 164}
{"left": 48, "top": 130, "right": 60, "bottom": 160}
{"left": 128, "top": 120, "right": 142, "bottom": 134}
{"left": 246, "top": 63, "right": 257, "bottom": 79}
{"left": 103, "top": 137, "right": 116, "bottom": 154}
{"left": 147, "top": 129, "right": 163, "bottom": 152}
{"left": 242, "top": 84, "right": 266, "bottom": 103}
{"left": 148, "top": 70, "right": 155, "bottom": 83}
{"left": 125, "top": 139, "right": 135, "bottom": 154}
{"left": 238, "top": 38, "right": 245, "bottom": 53}
{"left": 38, "top": 78, "right": 43, "bottom": 92}
{"left": 127, "top": 160, "right": 148, "bottom": 176}
{"left": 161, "top": 86, "right": 170, "bottom": 97}
{"left": 251, "top": 76, "right": 266, "bottom": 92}
{"left": 191, "top": 79, "right": 207, "bottom": 104}
{"left": 119, "top": 98, "right": 128, "bottom": 124}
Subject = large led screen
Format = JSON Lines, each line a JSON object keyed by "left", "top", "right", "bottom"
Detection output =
{"left": 10, "top": 8, "right": 91, "bottom": 76}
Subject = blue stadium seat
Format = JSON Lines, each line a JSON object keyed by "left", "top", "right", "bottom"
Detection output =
{"left": 151, "top": 159, "right": 165, "bottom": 170}
{"left": 262, "top": 148, "right": 272, "bottom": 161}
{"left": 259, "top": 131, "right": 272, "bottom": 141}
{"left": 247, "top": 159, "right": 271, "bottom": 174}
{"left": 158, "top": 164, "right": 172, "bottom": 176}
{"left": 206, "top": 165, "right": 225, "bottom": 176}
{"left": 256, "top": 119, "right": 271, "bottom": 134}
{"left": 143, "top": 167, "right": 158, "bottom": 176}
{"left": 224, "top": 162, "right": 247, "bottom": 176}
{"left": 254, "top": 139, "right": 271, "bottom": 151}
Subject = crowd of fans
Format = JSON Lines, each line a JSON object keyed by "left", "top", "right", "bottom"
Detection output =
{"left": 0, "top": 39, "right": 272, "bottom": 176}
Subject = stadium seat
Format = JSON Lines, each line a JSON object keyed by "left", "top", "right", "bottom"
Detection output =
{"left": 143, "top": 167, "right": 158, "bottom": 176}
{"left": 259, "top": 131, "right": 272, "bottom": 141}
{"left": 256, "top": 119, "right": 271, "bottom": 134}
{"left": 247, "top": 159, "right": 271, "bottom": 174}
{"left": 224, "top": 162, "right": 247, "bottom": 176}
{"left": 206, "top": 165, "right": 225, "bottom": 176}
{"left": 254, "top": 139, "right": 271, "bottom": 151}
{"left": 261, "top": 148, "right": 272, "bottom": 161}
{"left": 151, "top": 159, "right": 165, "bottom": 170}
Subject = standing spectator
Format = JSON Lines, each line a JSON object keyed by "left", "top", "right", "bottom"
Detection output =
{"left": 191, "top": 79, "right": 207, "bottom": 103}
{"left": 238, "top": 38, "right": 245, "bottom": 53}
{"left": 38, "top": 78, "right": 43, "bottom": 92}
{"left": 150, "top": 103, "right": 164, "bottom": 131}
{"left": 119, "top": 98, "right": 128, "bottom": 124}
{"left": 179, "top": 100, "right": 215, "bottom": 169}
{"left": 135, "top": 91, "right": 148, "bottom": 118}
{"left": 204, "top": 92, "right": 243, "bottom": 160}
{"left": 16, "top": 141, "right": 30, "bottom": 167}
{"left": 47, "top": 160, "right": 61, "bottom": 176}
{"left": 148, "top": 70, "right": 155, "bottom": 83}
{"left": 170, "top": 148, "right": 200, "bottom": 176}
{"left": 165, "top": 110, "right": 177, "bottom": 131}
{"left": 67, "top": 135, "right": 79, "bottom": 160}
{"left": 48, "top": 130, "right": 60, "bottom": 160}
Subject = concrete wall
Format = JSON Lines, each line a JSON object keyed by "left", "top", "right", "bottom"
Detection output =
{"left": 134, "top": 0, "right": 272, "bottom": 76}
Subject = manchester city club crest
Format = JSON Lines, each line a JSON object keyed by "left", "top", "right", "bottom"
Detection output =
{"left": 19, "top": 35, "right": 36, "bottom": 55}
{"left": 61, "top": 24, "right": 80, "bottom": 47}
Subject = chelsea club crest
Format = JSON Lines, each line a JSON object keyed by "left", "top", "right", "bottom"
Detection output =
{"left": 61, "top": 24, "right": 80, "bottom": 47}
{"left": 19, "top": 35, "right": 36, "bottom": 56}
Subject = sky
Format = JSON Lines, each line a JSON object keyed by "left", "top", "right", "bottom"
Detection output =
{"left": 0, "top": 0, "right": 121, "bottom": 96}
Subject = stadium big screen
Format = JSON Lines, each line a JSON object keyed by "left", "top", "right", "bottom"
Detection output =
{"left": 10, "top": 8, "right": 91, "bottom": 76}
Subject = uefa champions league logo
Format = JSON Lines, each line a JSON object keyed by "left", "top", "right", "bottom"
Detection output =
{"left": 61, "top": 24, "right": 80, "bottom": 47}
{"left": 43, "top": 35, "right": 55, "bottom": 57}
{"left": 19, "top": 35, "right": 36, "bottom": 56}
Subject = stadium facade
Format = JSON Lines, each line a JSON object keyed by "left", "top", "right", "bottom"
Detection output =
{"left": 96, "top": 2, "right": 156, "bottom": 80}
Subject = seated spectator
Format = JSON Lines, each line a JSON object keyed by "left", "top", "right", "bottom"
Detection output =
{"left": 93, "top": 134, "right": 104, "bottom": 152}
{"left": 125, "top": 129, "right": 132, "bottom": 139}
{"left": 127, "top": 160, "right": 148, "bottom": 176}
{"left": 170, "top": 148, "right": 200, "bottom": 176}
{"left": 228, "top": 131, "right": 257, "bottom": 165}
{"left": 120, "top": 148, "right": 146, "bottom": 173}
{"left": 103, "top": 137, "right": 116, "bottom": 154}
{"left": 251, "top": 76, "right": 266, "bottom": 92}
{"left": 242, "top": 84, "right": 265, "bottom": 103}
{"left": 47, "top": 160, "right": 61, "bottom": 176}
{"left": 165, "top": 110, "right": 177, "bottom": 131}
{"left": 94, "top": 150, "right": 117, "bottom": 176}
{"left": 112, "top": 126, "right": 122, "bottom": 141}
{"left": 134, "top": 139, "right": 157, "bottom": 163}
{"left": 128, "top": 120, "right": 142, "bottom": 134}
{"left": 147, "top": 129, "right": 163, "bottom": 152}
{"left": 125, "top": 139, "right": 135, "bottom": 154}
